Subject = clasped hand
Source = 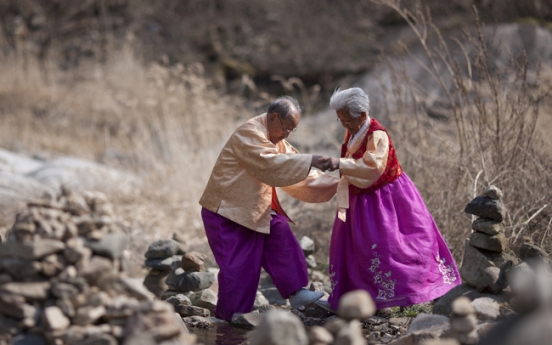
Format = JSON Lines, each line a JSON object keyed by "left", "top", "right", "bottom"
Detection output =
{"left": 311, "top": 155, "right": 339, "bottom": 172}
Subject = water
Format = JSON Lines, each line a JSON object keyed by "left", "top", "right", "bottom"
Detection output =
{"left": 189, "top": 323, "right": 250, "bottom": 345}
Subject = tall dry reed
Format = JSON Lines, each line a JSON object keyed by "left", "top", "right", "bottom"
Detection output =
{"left": 370, "top": 0, "right": 552, "bottom": 260}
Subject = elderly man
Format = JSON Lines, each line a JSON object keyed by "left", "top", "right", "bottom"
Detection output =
{"left": 199, "top": 96, "right": 338, "bottom": 321}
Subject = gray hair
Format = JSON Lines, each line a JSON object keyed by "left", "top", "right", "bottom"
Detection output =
{"left": 329, "top": 87, "right": 370, "bottom": 118}
{"left": 267, "top": 96, "right": 302, "bottom": 119}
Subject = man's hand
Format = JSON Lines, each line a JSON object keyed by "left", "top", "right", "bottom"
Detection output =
{"left": 327, "top": 157, "right": 340, "bottom": 171}
{"left": 311, "top": 155, "right": 339, "bottom": 171}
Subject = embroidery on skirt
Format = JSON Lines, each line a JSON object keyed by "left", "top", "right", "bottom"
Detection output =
{"left": 329, "top": 264, "right": 338, "bottom": 291}
{"left": 436, "top": 254, "right": 457, "bottom": 284}
{"left": 369, "top": 244, "right": 396, "bottom": 300}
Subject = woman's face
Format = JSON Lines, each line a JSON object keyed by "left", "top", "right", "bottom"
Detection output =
{"left": 336, "top": 108, "right": 367, "bottom": 136}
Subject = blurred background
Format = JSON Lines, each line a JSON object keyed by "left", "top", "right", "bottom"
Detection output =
{"left": 0, "top": 0, "right": 551, "bottom": 275}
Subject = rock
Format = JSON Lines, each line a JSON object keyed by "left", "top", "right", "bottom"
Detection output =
{"left": 231, "top": 311, "right": 263, "bottom": 329}
{"left": 188, "top": 289, "right": 217, "bottom": 312}
{"left": 0, "top": 281, "right": 51, "bottom": 301}
{"left": 145, "top": 240, "right": 183, "bottom": 260}
{"left": 119, "top": 276, "right": 155, "bottom": 301}
{"left": 460, "top": 241, "right": 512, "bottom": 291}
{"left": 451, "top": 296, "right": 475, "bottom": 316}
{"left": 180, "top": 251, "right": 206, "bottom": 272}
{"left": 471, "top": 297, "right": 500, "bottom": 321}
{"left": 254, "top": 290, "right": 270, "bottom": 309}
{"left": 299, "top": 236, "right": 315, "bottom": 256}
{"left": 0, "top": 257, "right": 41, "bottom": 280}
{"left": 472, "top": 218, "right": 503, "bottom": 235}
{"left": 483, "top": 185, "right": 503, "bottom": 200}
{"left": 165, "top": 294, "right": 192, "bottom": 307}
{"left": 0, "top": 291, "right": 38, "bottom": 319}
{"left": 79, "top": 255, "right": 115, "bottom": 284}
{"left": 388, "top": 332, "right": 441, "bottom": 345}
{"left": 451, "top": 314, "right": 477, "bottom": 333}
{"left": 174, "top": 304, "right": 210, "bottom": 317}
{"left": 478, "top": 307, "right": 552, "bottom": 345}
{"left": 145, "top": 255, "right": 182, "bottom": 270}
{"left": 143, "top": 269, "right": 170, "bottom": 298}
{"left": 0, "top": 238, "right": 65, "bottom": 260}
{"left": 407, "top": 313, "right": 450, "bottom": 336}
{"left": 260, "top": 286, "right": 288, "bottom": 305}
{"left": 83, "top": 230, "right": 127, "bottom": 260}
{"left": 166, "top": 269, "right": 215, "bottom": 292}
{"left": 73, "top": 305, "right": 106, "bottom": 325}
{"left": 309, "top": 325, "right": 334, "bottom": 344}
{"left": 518, "top": 243, "right": 549, "bottom": 262}
{"left": 433, "top": 283, "right": 508, "bottom": 316}
{"left": 249, "top": 309, "right": 308, "bottom": 345}
{"left": 337, "top": 290, "right": 376, "bottom": 321}
{"left": 334, "top": 319, "right": 364, "bottom": 345}
{"left": 42, "top": 306, "right": 70, "bottom": 330}
{"left": 81, "top": 333, "right": 118, "bottom": 345}
{"left": 305, "top": 254, "right": 317, "bottom": 269}
{"left": 10, "top": 333, "right": 48, "bottom": 345}
{"left": 469, "top": 232, "right": 508, "bottom": 253}
{"left": 464, "top": 196, "right": 506, "bottom": 221}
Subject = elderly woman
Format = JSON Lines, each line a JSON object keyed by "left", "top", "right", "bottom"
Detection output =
{"left": 322, "top": 87, "right": 461, "bottom": 311}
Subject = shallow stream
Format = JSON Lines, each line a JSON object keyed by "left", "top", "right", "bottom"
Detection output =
{"left": 189, "top": 323, "right": 250, "bottom": 345}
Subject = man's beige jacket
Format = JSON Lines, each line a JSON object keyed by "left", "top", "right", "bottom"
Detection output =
{"left": 199, "top": 114, "right": 338, "bottom": 234}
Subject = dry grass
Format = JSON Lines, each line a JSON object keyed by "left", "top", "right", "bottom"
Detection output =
{"left": 1, "top": 1, "right": 551, "bottom": 275}
{"left": 370, "top": 0, "right": 552, "bottom": 260}
{"left": 0, "top": 39, "right": 249, "bottom": 273}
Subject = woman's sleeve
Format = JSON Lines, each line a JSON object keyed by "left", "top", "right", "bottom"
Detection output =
{"left": 280, "top": 169, "right": 339, "bottom": 203}
{"left": 339, "top": 130, "right": 389, "bottom": 189}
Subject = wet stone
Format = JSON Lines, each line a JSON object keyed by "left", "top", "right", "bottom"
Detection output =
{"left": 231, "top": 311, "right": 263, "bottom": 329}
{"left": 175, "top": 304, "right": 210, "bottom": 318}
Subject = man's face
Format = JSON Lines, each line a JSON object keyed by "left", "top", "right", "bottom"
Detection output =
{"left": 268, "top": 110, "right": 300, "bottom": 144}
{"left": 336, "top": 108, "right": 367, "bottom": 136}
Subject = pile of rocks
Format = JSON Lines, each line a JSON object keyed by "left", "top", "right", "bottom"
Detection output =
{"left": 142, "top": 240, "right": 218, "bottom": 320}
{"left": 443, "top": 297, "right": 479, "bottom": 344}
{"left": 460, "top": 185, "right": 516, "bottom": 293}
{"left": 143, "top": 238, "right": 186, "bottom": 298}
{"left": 250, "top": 289, "right": 375, "bottom": 345}
{"left": 0, "top": 188, "right": 193, "bottom": 345}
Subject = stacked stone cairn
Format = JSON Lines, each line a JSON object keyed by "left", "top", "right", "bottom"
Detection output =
{"left": 460, "top": 185, "right": 516, "bottom": 294}
{"left": 143, "top": 238, "right": 186, "bottom": 298}
{"left": 144, "top": 242, "right": 217, "bottom": 320}
{"left": 0, "top": 188, "right": 194, "bottom": 345}
{"left": 442, "top": 297, "right": 479, "bottom": 344}
{"left": 249, "top": 289, "right": 374, "bottom": 345}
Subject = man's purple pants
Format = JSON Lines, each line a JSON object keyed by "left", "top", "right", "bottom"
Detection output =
{"left": 201, "top": 208, "right": 308, "bottom": 321}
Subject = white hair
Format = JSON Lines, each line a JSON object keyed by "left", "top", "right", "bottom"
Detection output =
{"left": 329, "top": 87, "right": 370, "bottom": 118}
